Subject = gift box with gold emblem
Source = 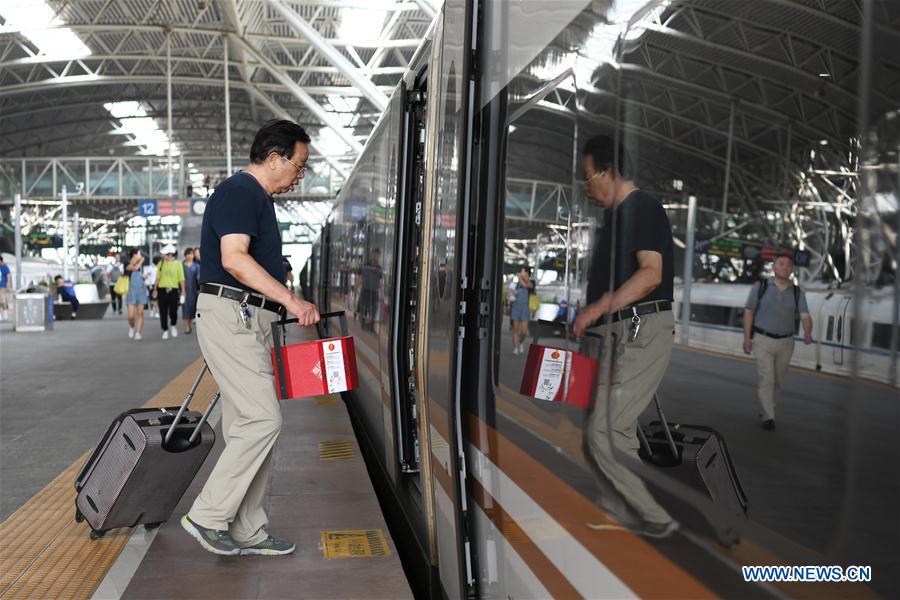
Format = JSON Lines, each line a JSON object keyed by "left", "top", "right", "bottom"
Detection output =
{"left": 519, "top": 344, "right": 598, "bottom": 409}
{"left": 271, "top": 311, "right": 358, "bottom": 400}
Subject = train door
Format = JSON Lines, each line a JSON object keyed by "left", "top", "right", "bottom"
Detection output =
{"left": 413, "top": 2, "right": 476, "bottom": 596}
{"left": 391, "top": 74, "right": 428, "bottom": 479}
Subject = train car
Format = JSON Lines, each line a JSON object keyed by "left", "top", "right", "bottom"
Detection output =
{"left": 676, "top": 283, "right": 899, "bottom": 386}
{"left": 307, "top": 1, "right": 899, "bottom": 598}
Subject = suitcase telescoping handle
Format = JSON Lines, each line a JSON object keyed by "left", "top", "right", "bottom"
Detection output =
{"left": 163, "top": 362, "right": 221, "bottom": 446}
{"left": 637, "top": 393, "right": 680, "bottom": 460}
{"left": 270, "top": 311, "right": 348, "bottom": 401}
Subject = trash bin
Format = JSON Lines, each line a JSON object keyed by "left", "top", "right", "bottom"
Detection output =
{"left": 15, "top": 292, "right": 53, "bottom": 332}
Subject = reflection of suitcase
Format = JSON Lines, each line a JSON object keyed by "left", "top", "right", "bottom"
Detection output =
{"left": 74, "top": 364, "right": 220, "bottom": 539}
{"left": 637, "top": 394, "right": 748, "bottom": 546}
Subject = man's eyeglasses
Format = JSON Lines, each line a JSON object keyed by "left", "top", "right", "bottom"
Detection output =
{"left": 274, "top": 153, "right": 306, "bottom": 175}
{"left": 584, "top": 168, "right": 608, "bottom": 184}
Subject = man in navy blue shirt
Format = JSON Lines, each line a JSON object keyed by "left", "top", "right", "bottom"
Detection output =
{"left": 181, "top": 120, "right": 320, "bottom": 557}
{"left": 574, "top": 135, "right": 677, "bottom": 539}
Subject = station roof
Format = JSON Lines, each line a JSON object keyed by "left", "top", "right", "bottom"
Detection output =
{"left": 0, "top": 0, "right": 438, "bottom": 177}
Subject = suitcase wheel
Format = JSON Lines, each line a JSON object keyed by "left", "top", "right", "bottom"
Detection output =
{"left": 75, "top": 509, "right": 84, "bottom": 524}
{"left": 90, "top": 529, "right": 105, "bottom": 540}
{"left": 144, "top": 522, "right": 163, "bottom": 530}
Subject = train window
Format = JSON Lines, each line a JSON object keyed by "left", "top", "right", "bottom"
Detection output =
{"left": 688, "top": 304, "right": 741, "bottom": 328}
{"left": 476, "top": 2, "right": 898, "bottom": 599}
{"left": 871, "top": 322, "right": 900, "bottom": 350}
{"left": 492, "top": 66, "right": 581, "bottom": 398}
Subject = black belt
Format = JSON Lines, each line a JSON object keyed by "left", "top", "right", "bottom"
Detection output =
{"left": 200, "top": 283, "right": 284, "bottom": 314}
{"left": 753, "top": 327, "right": 793, "bottom": 339}
{"left": 602, "top": 300, "right": 672, "bottom": 324}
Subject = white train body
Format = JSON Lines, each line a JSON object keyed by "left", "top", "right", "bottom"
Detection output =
{"left": 674, "top": 283, "right": 898, "bottom": 387}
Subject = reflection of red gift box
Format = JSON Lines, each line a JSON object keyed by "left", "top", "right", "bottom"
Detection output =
{"left": 272, "top": 336, "right": 359, "bottom": 400}
{"left": 519, "top": 344, "right": 598, "bottom": 409}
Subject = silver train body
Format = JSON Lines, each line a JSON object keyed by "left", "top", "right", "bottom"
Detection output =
{"left": 304, "top": 1, "right": 899, "bottom": 597}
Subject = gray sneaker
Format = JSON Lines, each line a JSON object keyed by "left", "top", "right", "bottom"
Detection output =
{"left": 240, "top": 535, "right": 296, "bottom": 556}
{"left": 180, "top": 515, "right": 240, "bottom": 556}
{"left": 635, "top": 520, "right": 680, "bottom": 539}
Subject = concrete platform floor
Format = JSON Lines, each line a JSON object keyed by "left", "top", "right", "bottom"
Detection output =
{"left": 122, "top": 395, "right": 411, "bottom": 599}
{"left": 1, "top": 310, "right": 203, "bottom": 520}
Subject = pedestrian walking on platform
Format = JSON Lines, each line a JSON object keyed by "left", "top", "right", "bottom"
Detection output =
{"left": 153, "top": 245, "right": 185, "bottom": 340}
{"left": 181, "top": 119, "right": 320, "bottom": 557}
{"left": 573, "top": 134, "right": 677, "bottom": 539}
{"left": 124, "top": 248, "right": 148, "bottom": 340}
{"left": 145, "top": 256, "right": 160, "bottom": 318}
{"left": 510, "top": 266, "right": 533, "bottom": 355}
{"left": 107, "top": 253, "right": 124, "bottom": 314}
{"left": 742, "top": 255, "right": 813, "bottom": 430}
{"left": 182, "top": 248, "right": 200, "bottom": 334}
{"left": 0, "top": 256, "right": 12, "bottom": 320}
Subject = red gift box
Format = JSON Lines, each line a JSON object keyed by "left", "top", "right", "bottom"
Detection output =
{"left": 272, "top": 336, "right": 359, "bottom": 400}
{"left": 519, "top": 344, "right": 598, "bottom": 408}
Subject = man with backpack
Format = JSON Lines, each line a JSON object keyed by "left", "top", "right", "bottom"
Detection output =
{"left": 742, "top": 255, "right": 814, "bottom": 430}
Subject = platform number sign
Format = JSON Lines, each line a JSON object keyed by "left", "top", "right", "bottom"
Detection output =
{"left": 138, "top": 199, "right": 158, "bottom": 217}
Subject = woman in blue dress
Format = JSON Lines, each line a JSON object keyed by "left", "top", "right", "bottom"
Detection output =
{"left": 124, "top": 247, "right": 148, "bottom": 341}
{"left": 510, "top": 266, "right": 534, "bottom": 355}
{"left": 181, "top": 247, "right": 200, "bottom": 334}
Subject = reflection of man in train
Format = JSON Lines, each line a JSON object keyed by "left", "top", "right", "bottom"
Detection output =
{"left": 742, "top": 255, "right": 813, "bottom": 430}
{"left": 573, "top": 135, "right": 677, "bottom": 538}
{"left": 358, "top": 248, "right": 382, "bottom": 332}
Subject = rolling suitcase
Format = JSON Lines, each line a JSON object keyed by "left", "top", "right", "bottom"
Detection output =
{"left": 74, "top": 363, "right": 220, "bottom": 539}
{"left": 637, "top": 394, "right": 749, "bottom": 546}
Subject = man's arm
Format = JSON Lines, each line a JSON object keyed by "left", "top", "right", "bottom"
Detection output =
{"left": 743, "top": 309, "right": 754, "bottom": 354}
{"left": 573, "top": 250, "right": 662, "bottom": 336}
{"left": 801, "top": 313, "right": 813, "bottom": 344}
{"left": 220, "top": 234, "right": 319, "bottom": 326}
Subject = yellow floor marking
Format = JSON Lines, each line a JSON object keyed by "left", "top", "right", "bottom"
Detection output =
{"left": 315, "top": 395, "right": 339, "bottom": 406}
{"left": 318, "top": 440, "right": 354, "bottom": 460}
{"left": 0, "top": 357, "right": 215, "bottom": 600}
{"left": 320, "top": 530, "right": 390, "bottom": 558}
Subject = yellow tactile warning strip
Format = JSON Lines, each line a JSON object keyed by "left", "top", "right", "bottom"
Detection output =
{"left": 314, "top": 395, "right": 339, "bottom": 406}
{"left": 320, "top": 530, "right": 390, "bottom": 558}
{"left": 0, "top": 357, "right": 216, "bottom": 600}
{"left": 318, "top": 440, "right": 354, "bottom": 460}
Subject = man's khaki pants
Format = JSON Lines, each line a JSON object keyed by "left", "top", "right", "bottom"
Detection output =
{"left": 583, "top": 310, "right": 674, "bottom": 526}
{"left": 753, "top": 334, "right": 795, "bottom": 422}
{"left": 189, "top": 292, "right": 281, "bottom": 547}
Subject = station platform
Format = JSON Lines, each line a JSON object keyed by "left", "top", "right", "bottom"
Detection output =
{"left": 0, "top": 314, "right": 411, "bottom": 599}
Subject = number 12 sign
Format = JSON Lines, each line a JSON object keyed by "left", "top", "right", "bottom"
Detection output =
{"left": 138, "top": 199, "right": 158, "bottom": 217}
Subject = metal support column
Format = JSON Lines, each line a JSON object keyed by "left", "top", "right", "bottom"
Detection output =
{"left": 166, "top": 30, "right": 174, "bottom": 198}
{"left": 73, "top": 211, "right": 80, "bottom": 283}
{"left": 224, "top": 34, "right": 233, "bottom": 176}
{"left": 14, "top": 193, "right": 22, "bottom": 290}
{"left": 680, "top": 195, "right": 697, "bottom": 346}
{"left": 719, "top": 101, "right": 736, "bottom": 234}
{"left": 61, "top": 185, "right": 68, "bottom": 280}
